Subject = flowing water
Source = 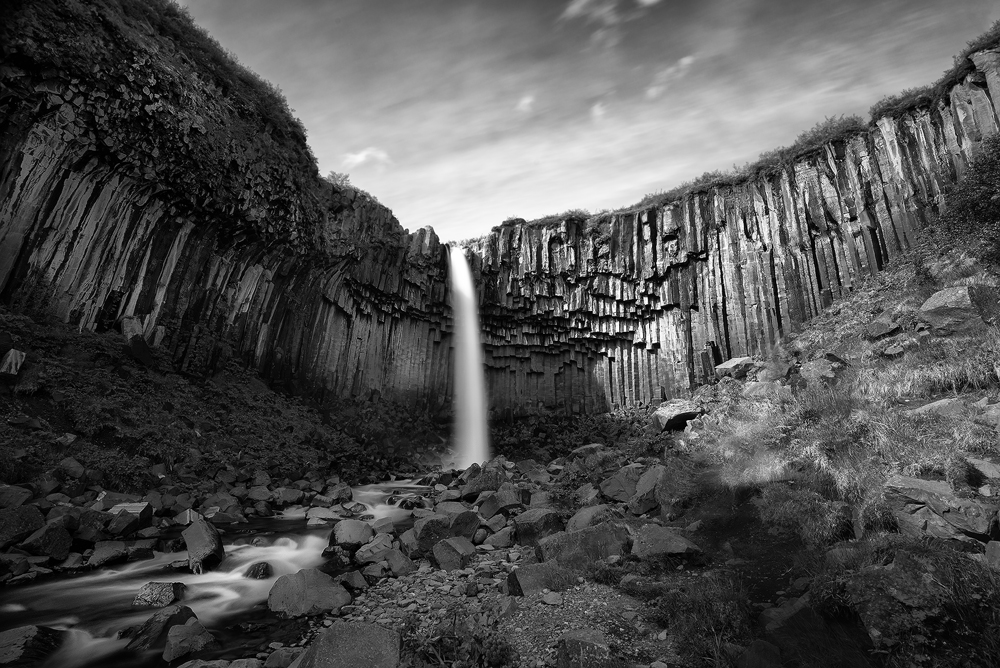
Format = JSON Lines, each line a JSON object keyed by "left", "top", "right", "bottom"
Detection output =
{"left": 448, "top": 245, "right": 490, "bottom": 470}
{"left": 0, "top": 480, "right": 430, "bottom": 667}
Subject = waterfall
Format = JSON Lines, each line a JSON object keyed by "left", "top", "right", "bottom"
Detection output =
{"left": 448, "top": 245, "right": 490, "bottom": 470}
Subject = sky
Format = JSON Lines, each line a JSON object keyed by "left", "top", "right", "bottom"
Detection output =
{"left": 178, "top": 0, "right": 1000, "bottom": 241}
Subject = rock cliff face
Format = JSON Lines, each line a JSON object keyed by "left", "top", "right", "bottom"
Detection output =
{"left": 467, "top": 51, "right": 1000, "bottom": 416}
{"left": 2, "top": 1, "right": 1000, "bottom": 418}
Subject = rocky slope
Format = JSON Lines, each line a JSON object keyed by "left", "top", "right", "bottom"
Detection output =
{"left": 3, "top": 0, "right": 1000, "bottom": 419}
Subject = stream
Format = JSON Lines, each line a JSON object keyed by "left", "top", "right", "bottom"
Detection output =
{"left": 0, "top": 480, "right": 430, "bottom": 668}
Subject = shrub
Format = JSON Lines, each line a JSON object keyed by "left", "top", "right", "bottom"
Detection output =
{"left": 753, "top": 483, "right": 852, "bottom": 547}
{"left": 939, "top": 133, "right": 1000, "bottom": 263}
{"left": 400, "top": 603, "right": 519, "bottom": 668}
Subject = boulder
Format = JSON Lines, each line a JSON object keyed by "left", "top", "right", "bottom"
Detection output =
{"left": 460, "top": 468, "right": 505, "bottom": 500}
{"left": 107, "top": 509, "right": 141, "bottom": 536}
{"left": 182, "top": 518, "right": 226, "bottom": 572}
{"left": 162, "top": 618, "right": 219, "bottom": 663}
{"left": 244, "top": 562, "right": 273, "bottom": 579}
{"left": 384, "top": 549, "right": 416, "bottom": 577}
{"left": 631, "top": 525, "right": 702, "bottom": 558}
{"left": 652, "top": 399, "right": 704, "bottom": 432}
{"left": 88, "top": 540, "right": 130, "bottom": 567}
{"left": 566, "top": 505, "right": 617, "bottom": 533}
{"left": 627, "top": 465, "right": 665, "bottom": 515}
{"left": 0, "top": 625, "right": 66, "bottom": 666}
{"left": 0, "top": 505, "right": 44, "bottom": 549}
{"left": 107, "top": 502, "right": 154, "bottom": 528}
{"left": 884, "top": 474, "right": 998, "bottom": 541}
{"left": 19, "top": 523, "right": 72, "bottom": 561}
{"left": 268, "top": 569, "right": 351, "bottom": 617}
{"left": 448, "top": 510, "right": 481, "bottom": 539}
{"left": 432, "top": 536, "right": 475, "bottom": 571}
{"left": 863, "top": 317, "right": 900, "bottom": 341}
{"left": 483, "top": 526, "right": 514, "bottom": 548}
{"left": 600, "top": 464, "right": 644, "bottom": 502}
{"left": 354, "top": 533, "right": 393, "bottom": 565}
{"left": 332, "top": 519, "right": 374, "bottom": 552}
{"left": 536, "top": 522, "right": 630, "bottom": 569}
{"left": 291, "top": 623, "right": 399, "bottom": 668}
{"left": 92, "top": 490, "right": 142, "bottom": 512}
{"left": 126, "top": 605, "right": 197, "bottom": 651}
{"left": 507, "top": 562, "right": 577, "bottom": 596}
{"left": 714, "top": 356, "right": 755, "bottom": 379}
{"left": 58, "top": 457, "right": 86, "bottom": 479}
{"left": 0, "top": 485, "right": 32, "bottom": 509}
{"left": 410, "top": 514, "right": 452, "bottom": 555}
{"left": 800, "top": 353, "right": 848, "bottom": 387}
{"left": 919, "top": 285, "right": 1000, "bottom": 335}
{"left": 264, "top": 647, "right": 302, "bottom": 667}
{"left": 477, "top": 484, "right": 524, "bottom": 519}
{"left": 555, "top": 628, "right": 610, "bottom": 668}
{"left": 133, "top": 582, "right": 186, "bottom": 607}
{"left": 513, "top": 508, "right": 564, "bottom": 546}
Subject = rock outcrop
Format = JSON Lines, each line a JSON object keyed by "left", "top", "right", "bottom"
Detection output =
{"left": 3, "top": 3, "right": 1000, "bottom": 417}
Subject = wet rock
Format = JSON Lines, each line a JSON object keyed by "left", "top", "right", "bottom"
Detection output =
{"left": 0, "top": 485, "right": 32, "bottom": 509}
{"left": 182, "top": 518, "right": 226, "bottom": 573}
{"left": 652, "top": 399, "right": 704, "bottom": 431}
{"left": 513, "top": 508, "right": 564, "bottom": 546}
{"left": 133, "top": 582, "right": 186, "bottom": 607}
{"left": 163, "top": 618, "right": 219, "bottom": 663}
{"left": 267, "top": 569, "right": 351, "bottom": 617}
{"left": 0, "top": 625, "right": 66, "bottom": 666}
{"left": 293, "top": 622, "right": 400, "bottom": 668}
{"left": 556, "top": 628, "right": 610, "bottom": 668}
{"left": 507, "top": 562, "right": 577, "bottom": 596}
{"left": 432, "top": 536, "right": 475, "bottom": 571}
{"left": 325, "top": 482, "right": 353, "bottom": 503}
{"left": 0, "top": 504, "right": 44, "bottom": 549}
{"left": 20, "top": 523, "right": 72, "bottom": 561}
{"left": 536, "top": 522, "right": 630, "bottom": 569}
{"left": 631, "top": 525, "right": 702, "bottom": 558}
{"left": 244, "top": 562, "right": 273, "bottom": 579}
{"left": 332, "top": 519, "right": 374, "bottom": 552}
{"left": 126, "top": 605, "right": 197, "bottom": 651}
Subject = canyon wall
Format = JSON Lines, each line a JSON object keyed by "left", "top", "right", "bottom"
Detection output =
{"left": 2, "top": 1, "right": 1000, "bottom": 418}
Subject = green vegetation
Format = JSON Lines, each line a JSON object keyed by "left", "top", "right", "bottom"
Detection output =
{"left": 938, "top": 133, "right": 1000, "bottom": 263}
{"left": 400, "top": 603, "right": 519, "bottom": 668}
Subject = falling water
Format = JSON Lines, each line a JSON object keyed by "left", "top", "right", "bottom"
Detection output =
{"left": 448, "top": 245, "right": 490, "bottom": 469}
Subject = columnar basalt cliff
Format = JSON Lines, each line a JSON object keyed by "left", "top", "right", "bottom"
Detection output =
{"left": 2, "top": 1, "right": 1000, "bottom": 418}
{"left": 467, "top": 51, "right": 1000, "bottom": 416}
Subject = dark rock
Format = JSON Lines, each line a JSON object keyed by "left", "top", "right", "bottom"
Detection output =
{"left": 263, "top": 646, "right": 302, "bottom": 667}
{"left": 863, "top": 317, "right": 900, "bottom": 341}
{"left": 385, "top": 549, "right": 416, "bottom": 577}
{"left": 631, "top": 525, "right": 702, "bottom": 558}
{"left": 92, "top": 490, "right": 142, "bottom": 512}
{"left": 244, "top": 561, "right": 273, "bottom": 579}
{"left": 884, "top": 474, "right": 998, "bottom": 541}
{"left": 460, "top": 468, "right": 505, "bottom": 500}
{"left": 107, "top": 509, "right": 141, "bottom": 536}
{"left": 507, "top": 562, "right": 577, "bottom": 596}
{"left": 919, "top": 285, "right": 1000, "bottom": 335}
{"left": 410, "top": 514, "right": 452, "bottom": 555}
{"left": 162, "top": 618, "right": 218, "bottom": 663}
{"left": 432, "top": 536, "right": 475, "bottom": 571}
{"left": 477, "top": 484, "right": 524, "bottom": 519}
{"left": 536, "top": 522, "right": 630, "bottom": 569}
{"left": 627, "top": 465, "right": 665, "bottom": 515}
{"left": 335, "top": 570, "right": 369, "bottom": 591}
{"left": 484, "top": 526, "right": 514, "bottom": 548}
{"left": 20, "top": 523, "right": 72, "bottom": 561}
{"left": 599, "top": 464, "right": 644, "bottom": 502}
{"left": 0, "top": 485, "right": 32, "bottom": 509}
{"left": 652, "top": 399, "right": 704, "bottom": 431}
{"left": 448, "top": 510, "right": 481, "bottom": 539}
{"left": 736, "top": 639, "right": 782, "bottom": 668}
{"left": 555, "top": 628, "right": 610, "bottom": 668}
{"left": 0, "top": 625, "right": 66, "bottom": 667}
{"left": 267, "top": 569, "right": 351, "bottom": 617}
{"left": 355, "top": 533, "right": 393, "bottom": 565}
{"left": 566, "top": 505, "right": 617, "bottom": 532}
{"left": 182, "top": 518, "right": 226, "bottom": 572}
{"left": 332, "top": 519, "right": 374, "bottom": 552}
{"left": 133, "top": 582, "right": 186, "bottom": 607}
{"left": 513, "top": 508, "right": 564, "bottom": 546}
{"left": 0, "top": 505, "right": 44, "bottom": 549}
{"left": 125, "top": 605, "right": 197, "bottom": 651}
{"left": 293, "top": 623, "right": 400, "bottom": 668}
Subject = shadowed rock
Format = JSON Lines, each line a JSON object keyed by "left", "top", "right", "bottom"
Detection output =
{"left": 0, "top": 625, "right": 66, "bottom": 666}
{"left": 267, "top": 569, "right": 351, "bottom": 617}
{"left": 291, "top": 623, "right": 400, "bottom": 668}
{"left": 182, "top": 518, "right": 226, "bottom": 573}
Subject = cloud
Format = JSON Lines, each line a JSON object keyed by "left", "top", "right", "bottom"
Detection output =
{"left": 634, "top": 0, "right": 662, "bottom": 5}
{"left": 590, "top": 101, "right": 607, "bottom": 122}
{"left": 559, "top": 0, "right": 630, "bottom": 48}
{"left": 645, "top": 55, "right": 696, "bottom": 99}
{"left": 516, "top": 94, "right": 535, "bottom": 113}
{"left": 342, "top": 146, "right": 392, "bottom": 170}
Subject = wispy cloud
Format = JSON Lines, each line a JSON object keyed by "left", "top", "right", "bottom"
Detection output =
{"left": 646, "top": 55, "right": 696, "bottom": 99}
{"left": 590, "top": 101, "right": 607, "bottom": 122}
{"left": 516, "top": 94, "right": 535, "bottom": 113}
{"left": 342, "top": 146, "right": 392, "bottom": 170}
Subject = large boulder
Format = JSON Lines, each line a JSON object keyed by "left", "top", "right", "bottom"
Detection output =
{"left": 536, "top": 522, "right": 630, "bottom": 570}
{"left": 513, "top": 508, "right": 564, "bottom": 546}
{"left": 652, "top": 399, "right": 704, "bottom": 432}
{"left": 919, "top": 285, "right": 1000, "bottom": 335}
{"left": 460, "top": 468, "right": 505, "bottom": 500}
{"left": 0, "top": 505, "right": 44, "bottom": 549}
{"left": 631, "top": 525, "right": 702, "bottom": 558}
{"left": 507, "top": 562, "right": 578, "bottom": 597}
{"left": 0, "top": 485, "right": 32, "bottom": 509}
{"left": 268, "top": 569, "right": 351, "bottom": 617}
{"left": 0, "top": 625, "right": 66, "bottom": 666}
{"left": 410, "top": 514, "right": 452, "bottom": 555}
{"left": 566, "top": 505, "right": 618, "bottom": 532}
{"left": 181, "top": 518, "right": 226, "bottom": 573}
{"left": 354, "top": 533, "right": 393, "bottom": 565}
{"left": 715, "top": 356, "right": 755, "bottom": 379}
{"left": 332, "top": 519, "right": 375, "bottom": 552}
{"left": 627, "top": 465, "right": 665, "bottom": 515}
{"left": 133, "top": 582, "right": 186, "bottom": 607}
{"left": 125, "top": 605, "right": 197, "bottom": 651}
{"left": 19, "top": 523, "right": 72, "bottom": 561}
{"left": 884, "top": 474, "right": 998, "bottom": 541}
{"left": 290, "top": 623, "right": 399, "bottom": 668}
{"left": 477, "top": 484, "right": 524, "bottom": 519}
{"left": 432, "top": 537, "right": 475, "bottom": 571}
{"left": 599, "top": 464, "right": 644, "bottom": 502}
